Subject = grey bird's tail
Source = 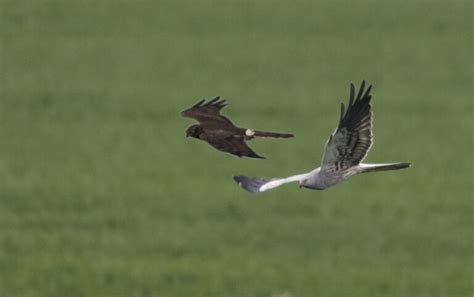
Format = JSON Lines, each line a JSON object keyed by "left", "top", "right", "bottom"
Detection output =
{"left": 251, "top": 130, "right": 294, "bottom": 138}
{"left": 360, "top": 162, "right": 411, "bottom": 173}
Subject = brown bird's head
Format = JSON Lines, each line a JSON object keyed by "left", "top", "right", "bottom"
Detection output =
{"left": 185, "top": 124, "right": 202, "bottom": 139}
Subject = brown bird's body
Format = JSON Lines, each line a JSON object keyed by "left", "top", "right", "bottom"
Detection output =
{"left": 181, "top": 97, "right": 293, "bottom": 158}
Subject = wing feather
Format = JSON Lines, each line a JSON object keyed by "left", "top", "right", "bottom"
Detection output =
{"left": 321, "top": 81, "right": 373, "bottom": 172}
{"left": 233, "top": 176, "right": 278, "bottom": 192}
{"left": 180, "top": 97, "right": 233, "bottom": 125}
{"left": 205, "top": 136, "right": 264, "bottom": 159}
{"left": 233, "top": 173, "right": 309, "bottom": 192}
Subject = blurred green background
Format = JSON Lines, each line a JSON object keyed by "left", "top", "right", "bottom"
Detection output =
{"left": 0, "top": 0, "right": 472, "bottom": 296}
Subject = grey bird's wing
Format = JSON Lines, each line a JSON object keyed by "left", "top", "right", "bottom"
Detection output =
{"left": 233, "top": 176, "right": 277, "bottom": 192}
{"left": 233, "top": 173, "right": 310, "bottom": 192}
{"left": 320, "top": 81, "right": 373, "bottom": 173}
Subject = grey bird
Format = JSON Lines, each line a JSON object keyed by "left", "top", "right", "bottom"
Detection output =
{"left": 233, "top": 81, "right": 411, "bottom": 193}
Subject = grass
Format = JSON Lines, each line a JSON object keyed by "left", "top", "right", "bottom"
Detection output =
{"left": 0, "top": 0, "right": 472, "bottom": 296}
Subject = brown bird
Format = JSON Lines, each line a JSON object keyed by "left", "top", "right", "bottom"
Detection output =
{"left": 181, "top": 97, "right": 294, "bottom": 159}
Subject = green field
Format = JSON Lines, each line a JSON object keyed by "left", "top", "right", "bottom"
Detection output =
{"left": 0, "top": 0, "right": 472, "bottom": 296}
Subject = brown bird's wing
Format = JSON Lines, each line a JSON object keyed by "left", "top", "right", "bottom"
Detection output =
{"left": 204, "top": 135, "right": 264, "bottom": 159}
{"left": 180, "top": 97, "right": 234, "bottom": 126}
{"left": 320, "top": 81, "right": 373, "bottom": 173}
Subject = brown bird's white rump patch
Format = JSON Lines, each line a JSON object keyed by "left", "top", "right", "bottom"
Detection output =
{"left": 245, "top": 129, "right": 255, "bottom": 137}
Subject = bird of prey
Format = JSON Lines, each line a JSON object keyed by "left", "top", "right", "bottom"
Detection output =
{"left": 233, "top": 81, "right": 411, "bottom": 192}
{"left": 181, "top": 97, "right": 294, "bottom": 159}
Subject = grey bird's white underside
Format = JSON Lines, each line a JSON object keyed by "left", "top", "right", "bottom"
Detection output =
{"left": 233, "top": 81, "right": 411, "bottom": 193}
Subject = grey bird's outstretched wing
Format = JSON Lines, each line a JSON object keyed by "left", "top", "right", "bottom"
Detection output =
{"left": 233, "top": 176, "right": 277, "bottom": 192}
{"left": 180, "top": 97, "right": 234, "bottom": 125}
{"left": 233, "top": 173, "right": 310, "bottom": 193}
{"left": 320, "top": 81, "right": 373, "bottom": 173}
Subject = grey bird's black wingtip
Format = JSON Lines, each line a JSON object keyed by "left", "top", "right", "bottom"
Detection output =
{"left": 233, "top": 175, "right": 261, "bottom": 193}
{"left": 233, "top": 175, "right": 275, "bottom": 193}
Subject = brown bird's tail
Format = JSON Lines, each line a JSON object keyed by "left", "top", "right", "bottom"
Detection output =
{"left": 247, "top": 129, "right": 294, "bottom": 138}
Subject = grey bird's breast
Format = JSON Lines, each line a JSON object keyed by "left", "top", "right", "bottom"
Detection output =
{"left": 305, "top": 168, "right": 355, "bottom": 190}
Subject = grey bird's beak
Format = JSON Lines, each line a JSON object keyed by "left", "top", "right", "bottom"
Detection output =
{"left": 299, "top": 179, "right": 307, "bottom": 189}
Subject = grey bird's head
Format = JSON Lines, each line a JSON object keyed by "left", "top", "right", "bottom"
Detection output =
{"left": 185, "top": 124, "right": 202, "bottom": 139}
{"left": 298, "top": 179, "right": 308, "bottom": 189}
{"left": 298, "top": 178, "right": 323, "bottom": 190}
